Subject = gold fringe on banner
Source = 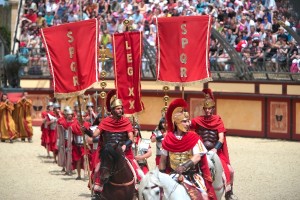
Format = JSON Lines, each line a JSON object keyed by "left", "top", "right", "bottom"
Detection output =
{"left": 156, "top": 77, "right": 213, "bottom": 87}
{"left": 53, "top": 82, "right": 99, "bottom": 99}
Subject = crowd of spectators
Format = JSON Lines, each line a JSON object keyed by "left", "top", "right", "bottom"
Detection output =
{"left": 19, "top": 0, "right": 300, "bottom": 75}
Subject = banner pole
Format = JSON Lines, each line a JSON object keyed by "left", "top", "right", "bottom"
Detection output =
{"left": 77, "top": 96, "right": 93, "bottom": 196}
{"left": 99, "top": 45, "right": 110, "bottom": 119}
{"left": 162, "top": 86, "right": 170, "bottom": 117}
{"left": 182, "top": 86, "right": 185, "bottom": 99}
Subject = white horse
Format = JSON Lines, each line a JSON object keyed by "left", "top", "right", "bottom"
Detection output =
{"left": 139, "top": 151, "right": 225, "bottom": 200}
{"left": 138, "top": 167, "right": 190, "bottom": 200}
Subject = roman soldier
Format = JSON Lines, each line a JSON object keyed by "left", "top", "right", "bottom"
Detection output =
{"left": 85, "top": 101, "right": 97, "bottom": 125}
{"left": 191, "top": 89, "right": 237, "bottom": 200}
{"left": 159, "top": 98, "right": 216, "bottom": 200}
{"left": 41, "top": 101, "right": 54, "bottom": 158}
{"left": 57, "top": 107, "right": 75, "bottom": 174}
{"left": 83, "top": 89, "right": 140, "bottom": 198}
{"left": 70, "top": 111, "right": 91, "bottom": 180}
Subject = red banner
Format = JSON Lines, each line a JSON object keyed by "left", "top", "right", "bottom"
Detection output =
{"left": 156, "top": 16, "right": 213, "bottom": 86}
{"left": 41, "top": 19, "right": 99, "bottom": 98}
{"left": 112, "top": 31, "right": 144, "bottom": 114}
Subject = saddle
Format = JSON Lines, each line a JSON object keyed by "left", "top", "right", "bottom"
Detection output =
{"left": 177, "top": 175, "right": 204, "bottom": 200}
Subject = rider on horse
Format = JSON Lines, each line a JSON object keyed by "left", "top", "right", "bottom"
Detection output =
{"left": 191, "top": 89, "right": 238, "bottom": 200}
{"left": 84, "top": 90, "right": 140, "bottom": 199}
{"left": 159, "top": 98, "right": 217, "bottom": 200}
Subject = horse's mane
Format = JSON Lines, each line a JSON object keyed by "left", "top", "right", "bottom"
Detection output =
{"left": 100, "top": 143, "right": 121, "bottom": 163}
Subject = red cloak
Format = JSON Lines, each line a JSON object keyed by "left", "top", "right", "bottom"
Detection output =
{"left": 98, "top": 116, "right": 133, "bottom": 133}
{"left": 191, "top": 115, "right": 226, "bottom": 133}
{"left": 71, "top": 119, "right": 90, "bottom": 136}
{"left": 192, "top": 115, "right": 231, "bottom": 186}
{"left": 162, "top": 131, "right": 200, "bottom": 152}
{"left": 57, "top": 117, "right": 74, "bottom": 129}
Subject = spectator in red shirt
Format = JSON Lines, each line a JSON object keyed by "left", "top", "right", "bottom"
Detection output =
{"left": 23, "top": 8, "right": 38, "bottom": 23}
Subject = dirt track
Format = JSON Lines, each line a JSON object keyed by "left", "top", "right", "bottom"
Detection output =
{"left": 0, "top": 127, "right": 300, "bottom": 200}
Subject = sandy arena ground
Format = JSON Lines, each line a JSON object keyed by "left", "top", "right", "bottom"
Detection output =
{"left": 0, "top": 127, "right": 300, "bottom": 200}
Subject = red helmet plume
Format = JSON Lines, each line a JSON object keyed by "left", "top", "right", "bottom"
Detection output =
{"left": 202, "top": 88, "right": 215, "bottom": 108}
{"left": 106, "top": 89, "right": 117, "bottom": 112}
{"left": 202, "top": 88, "right": 214, "bottom": 100}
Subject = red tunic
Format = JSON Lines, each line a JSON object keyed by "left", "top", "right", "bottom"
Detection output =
{"left": 70, "top": 120, "right": 90, "bottom": 170}
{"left": 41, "top": 111, "right": 48, "bottom": 148}
{"left": 57, "top": 117, "right": 74, "bottom": 129}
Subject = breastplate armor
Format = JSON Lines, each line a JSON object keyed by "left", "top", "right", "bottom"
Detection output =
{"left": 102, "top": 131, "right": 128, "bottom": 146}
{"left": 153, "top": 130, "right": 163, "bottom": 155}
{"left": 49, "top": 121, "right": 57, "bottom": 130}
{"left": 64, "top": 130, "right": 68, "bottom": 140}
{"left": 196, "top": 128, "right": 218, "bottom": 150}
{"left": 93, "top": 136, "right": 99, "bottom": 150}
{"left": 169, "top": 150, "right": 193, "bottom": 170}
{"left": 74, "top": 135, "right": 83, "bottom": 145}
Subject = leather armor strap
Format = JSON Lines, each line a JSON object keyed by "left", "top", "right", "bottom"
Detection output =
{"left": 124, "top": 139, "right": 132, "bottom": 147}
{"left": 156, "top": 135, "right": 164, "bottom": 142}
{"left": 214, "top": 141, "right": 223, "bottom": 150}
{"left": 82, "top": 127, "right": 93, "bottom": 137}
{"left": 92, "top": 137, "right": 99, "bottom": 143}
{"left": 181, "top": 159, "right": 195, "bottom": 171}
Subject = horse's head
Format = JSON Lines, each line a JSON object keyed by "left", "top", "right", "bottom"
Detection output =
{"left": 139, "top": 167, "right": 163, "bottom": 200}
{"left": 99, "top": 143, "right": 123, "bottom": 184}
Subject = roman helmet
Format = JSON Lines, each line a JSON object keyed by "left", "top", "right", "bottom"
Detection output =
{"left": 65, "top": 108, "right": 74, "bottom": 115}
{"left": 47, "top": 101, "right": 54, "bottom": 107}
{"left": 202, "top": 88, "right": 215, "bottom": 109}
{"left": 166, "top": 98, "right": 189, "bottom": 132}
{"left": 73, "top": 101, "right": 78, "bottom": 107}
{"left": 106, "top": 89, "right": 123, "bottom": 112}
{"left": 53, "top": 102, "right": 61, "bottom": 109}
{"left": 63, "top": 106, "right": 72, "bottom": 115}
{"left": 158, "top": 117, "right": 166, "bottom": 130}
{"left": 86, "top": 101, "right": 94, "bottom": 108}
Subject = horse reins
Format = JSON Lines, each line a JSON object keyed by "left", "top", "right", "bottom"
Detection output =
{"left": 109, "top": 177, "right": 135, "bottom": 187}
{"left": 143, "top": 184, "right": 164, "bottom": 200}
{"left": 102, "top": 155, "right": 135, "bottom": 187}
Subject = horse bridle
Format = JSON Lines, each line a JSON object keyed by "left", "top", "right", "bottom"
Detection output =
{"left": 100, "top": 155, "right": 135, "bottom": 187}
{"left": 100, "top": 155, "right": 126, "bottom": 176}
{"left": 142, "top": 173, "right": 179, "bottom": 200}
{"left": 143, "top": 184, "right": 164, "bottom": 200}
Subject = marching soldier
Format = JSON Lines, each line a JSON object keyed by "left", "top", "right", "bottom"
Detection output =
{"left": 159, "top": 98, "right": 216, "bottom": 200}
{"left": 191, "top": 89, "right": 238, "bottom": 200}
